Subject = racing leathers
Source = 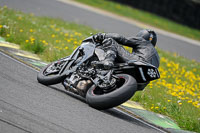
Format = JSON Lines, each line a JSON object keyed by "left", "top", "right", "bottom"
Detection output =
{"left": 95, "top": 33, "right": 160, "bottom": 90}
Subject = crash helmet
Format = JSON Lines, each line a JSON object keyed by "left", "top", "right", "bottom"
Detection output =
{"left": 136, "top": 29, "right": 157, "bottom": 46}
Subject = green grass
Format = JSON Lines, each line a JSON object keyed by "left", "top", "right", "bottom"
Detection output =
{"left": 0, "top": 6, "right": 97, "bottom": 61}
{"left": 0, "top": 6, "right": 200, "bottom": 132}
{"left": 132, "top": 50, "right": 200, "bottom": 132}
{"left": 75, "top": 0, "right": 200, "bottom": 41}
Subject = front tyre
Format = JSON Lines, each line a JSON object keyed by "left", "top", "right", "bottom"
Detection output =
{"left": 37, "top": 62, "right": 66, "bottom": 85}
{"left": 86, "top": 74, "right": 137, "bottom": 110}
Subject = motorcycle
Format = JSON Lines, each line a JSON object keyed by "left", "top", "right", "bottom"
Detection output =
{"left": 37, "top": 36, "right": 160, "bottom": 110}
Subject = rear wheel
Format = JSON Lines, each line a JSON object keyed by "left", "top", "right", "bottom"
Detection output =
{"left": 86, "top": 74, "right": 137, "bottom": 110}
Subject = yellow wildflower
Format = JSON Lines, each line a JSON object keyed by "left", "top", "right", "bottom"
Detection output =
{"left": 178, "top": 102, "right": 182, "bottom": 105}
{"left": 74, "top": 41, "right": 78, "bottom": 45}
{"left": 19, "top": 29, "right": 23, "bottom": 32}
{"left": 51, "top": 34, "right": 55, "bottom": 38}
{"left": 30, "top": 37, "right": 35, "bottom": 42}
{"left": 56, "top": 40, "right": 61, "bottom": 43}
{"left": 18, "top": 16, "right": 22, "bottom": 20}
{"left": 55, "top": 28, "right": 60, "bottom": 31}
{"left": 42, "top": 40, "right": 46, "bottom": 44}
{"left": 65, "top": 33, "right": 69, "bottom": 37}
{"left": 29, "top": 29, "right": 33, "bottom": 32}
{"left": 50, "top": 25, "right": 55, "bottom": 28}
{"left": 65, "top": 46, "right": 69, "bottom": 50}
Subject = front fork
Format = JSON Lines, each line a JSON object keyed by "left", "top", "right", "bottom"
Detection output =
{"left": 58, "top": 46, "right": 81, "bottom": 75}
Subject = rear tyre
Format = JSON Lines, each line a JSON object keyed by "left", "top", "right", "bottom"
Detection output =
{"left": 86, "top": 74, "right": 137, "bottom": 110}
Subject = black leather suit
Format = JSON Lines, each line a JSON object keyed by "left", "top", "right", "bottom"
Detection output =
{"left": 101, "top": 33, "right": 160, "bottom": 68}
{"left": 97, "top": 33, "right": 160, "bottom": 91}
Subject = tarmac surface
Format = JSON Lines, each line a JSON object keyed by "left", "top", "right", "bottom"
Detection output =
{"left": 0, "top": 49, "right": 163, "bottom": 133}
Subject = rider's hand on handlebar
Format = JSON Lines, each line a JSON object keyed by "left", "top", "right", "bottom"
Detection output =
{"left": 93, "top": 33, "right": 105, "bottom": 43}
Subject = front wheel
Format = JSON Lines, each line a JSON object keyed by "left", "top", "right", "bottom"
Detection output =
{"left": 37, "top": 59, "right": 68, "bottom": 85}
{"left": 86, "top": 74, "right": 137, "bottom": 110}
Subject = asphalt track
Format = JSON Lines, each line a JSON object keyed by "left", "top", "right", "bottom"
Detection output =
{"left": 0, "top": 51, "right": 165, "bottom": 133}
{"left": 1, "top": 0, "right": 200, "bottom": 62}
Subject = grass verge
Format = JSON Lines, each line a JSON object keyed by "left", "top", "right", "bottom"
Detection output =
{"left": 132, "top": 50, "right": 200, "bottom": 132}
{"left": 75, "top": 0, "right": 200, "bottom": 41}
{"left": 0, "top": 6, "right": 200, "bottom": 132}
{"left": 0, "top": 6, "right": 97, "bottom": 62}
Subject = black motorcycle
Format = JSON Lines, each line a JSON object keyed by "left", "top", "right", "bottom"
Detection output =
{"left": 37, "top": 36, "right": 160, "bottom": 110}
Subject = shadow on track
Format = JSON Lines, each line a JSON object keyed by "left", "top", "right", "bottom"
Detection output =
{"left": 45, "top": 84, "right": 154, "bottom": 130}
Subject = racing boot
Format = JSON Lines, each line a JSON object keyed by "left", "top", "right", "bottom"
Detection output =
{"left": 101, "top": 50, "right": 116, "bottom": 69}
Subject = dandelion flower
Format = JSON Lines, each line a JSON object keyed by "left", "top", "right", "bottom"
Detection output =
{"left": 51, "top": 34, "right": 55, "bottom": 38}
{"left": 18, "top": 16, "right": 22, "bottom": 20}
{"left": 65, "top": 46, "right": 69, "bottom": 50}
{"left": 55, "top": 28, "right": 60, "bottom": 31}
{"left": 19, "top": 29, "right": 23, "bottom": 32}
{"left": 42, "top": 40, "right": 46, "bottom": 44}
{"left": 30, "top": 37, "right": 35, "bottom": 42}
{"left": 0, "top": 25, "right": 2, "bottom": 28}
{"left": 29, "top": 29, "right": 33, "bottom": 32}
{"left": 50, "top": 25, "right": 55, "bottom": 28}
{"left": 74, "top": 41, "right": 78, "bottom": 45}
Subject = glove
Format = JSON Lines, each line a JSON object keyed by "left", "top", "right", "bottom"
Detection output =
{"left": 93, "top": 33, "right": 105, "bottom": 43}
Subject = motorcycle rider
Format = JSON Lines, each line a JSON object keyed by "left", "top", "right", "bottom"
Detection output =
{"left": 93, "top": 29, "right": 160, "bottom": 90}
{"left": 93, "top": 29, "right": 160, "bottom": 69}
